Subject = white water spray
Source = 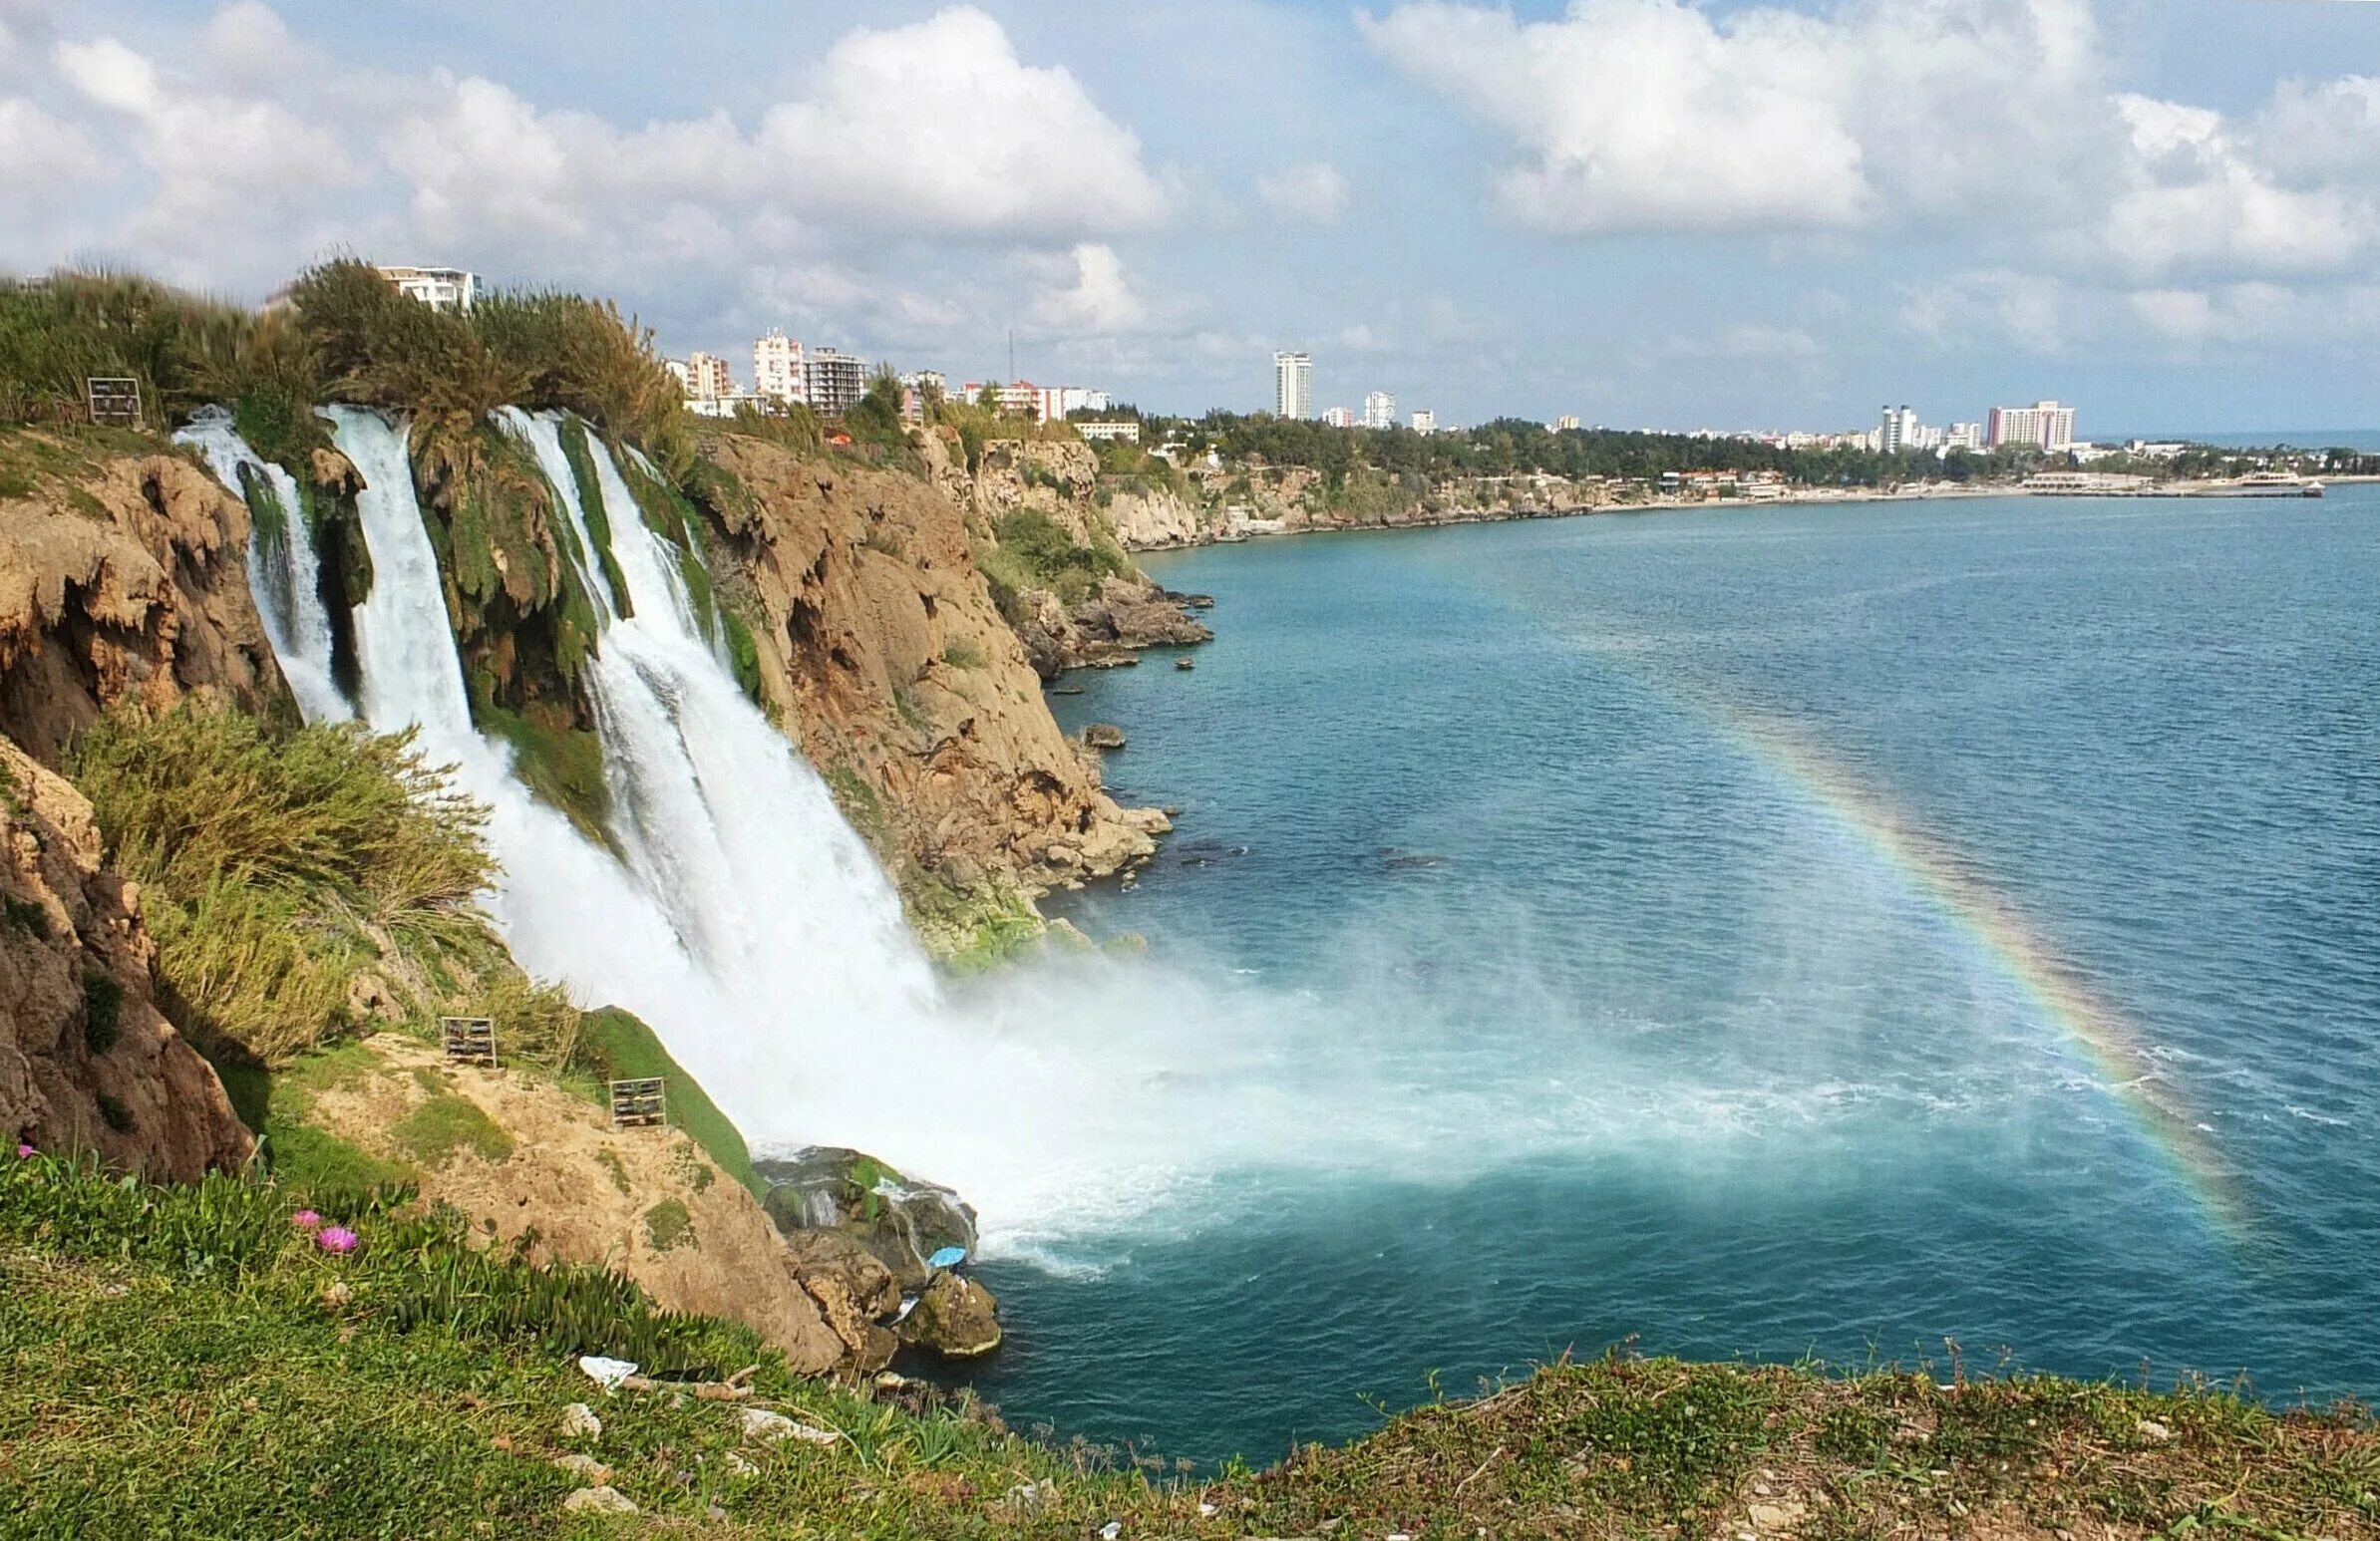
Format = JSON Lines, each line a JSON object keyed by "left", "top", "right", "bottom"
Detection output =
{"left": 173, "top": 411, "right": 350, "bottom": 724}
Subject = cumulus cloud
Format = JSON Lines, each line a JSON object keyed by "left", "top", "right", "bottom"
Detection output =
{"left": 0, "top": 96, "right": 107, "bottom": 195}
{"left": 1897, "top": 269, "right": 2076, "bottom": 353}
{"left": 1258, "top": 162, "right": 1350, "bottom": 223}
{"left": 1025, "top": 243, "right": 1147, "bottom": 333}
{"left": 760, "top": 7, "right": 1166, "bottom": 238}
{"left": 1364, "top": 0, "right": 2380, "bottom": 288}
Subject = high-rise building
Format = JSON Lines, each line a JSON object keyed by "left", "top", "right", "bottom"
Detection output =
{"left": 1946, "top": 422, "right": 1985, "bottom": 451}
{"left": 1274, "top": 351, "right": 1313, "bottom": 420}
{"left": 754, "top": 330, "right": 804, "bottom": 406}
{"left": 1554, "top": 415, "right": 1581, "bottom": 432}
{"left": 1363, "top": 391, "right": 1397, "bottom": 430}
{"left": 1879, "top": 404, "right": 1919, "bottom": 455}
{"left": 376, "top": 265, "right": 479, "bottom": 311}
{"left": 804, "top": 348, "right": 868, "bottom": 417}
{"left": 684, "top": 351, "right": 736, "bottom": 402}
{"left": 1320, "top": 406, "right": 1355, "bottom": 428}
{"left": 1409, "top": 409, "right": 1436, "bottom": 434}
{"left": 1987, "top": 400, "right": 2076, "bottom": 452}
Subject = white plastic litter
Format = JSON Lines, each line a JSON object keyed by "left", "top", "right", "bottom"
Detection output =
{"left": 578, "top": 1355, "right": 639, "bottom": 1391}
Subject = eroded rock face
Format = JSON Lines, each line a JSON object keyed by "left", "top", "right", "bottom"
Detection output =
{"left": 696, "top": 436, "right": 1160, "bottom": 905}
{"left": 0, "top": 444, "right": 285, "bottom": 764}
{"left": 0, "top": 735, "right": 251, "bottom": 1179}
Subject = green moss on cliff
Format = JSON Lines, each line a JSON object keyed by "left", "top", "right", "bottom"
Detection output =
{"left": 576, "top": 1007, "right": 761, "bottom": 1199}
{"left": 556, "top": 413, "right": 633, "bottom": 617}
{"left": 472, "top": 696, "right": 610, "bottom": 844}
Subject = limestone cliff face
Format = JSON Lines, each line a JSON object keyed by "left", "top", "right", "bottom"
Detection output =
{"left": 0, "top": 440, "right": 286, "bottom": 765}
{"left": 1101, "top": 482, "right": 1219, "bottom": 549}
{"left": 693, "top": 435, "right": 1165, "bottom": 919}
{"left": 0, "top": 735, "right": 252, "bottom": 1179}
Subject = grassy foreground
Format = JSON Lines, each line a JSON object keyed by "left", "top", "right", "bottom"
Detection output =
{"left": 2, "top": 1160, "right": 2373, "bottom": 1539}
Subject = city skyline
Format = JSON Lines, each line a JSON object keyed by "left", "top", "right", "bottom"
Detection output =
{"left": 16, "top": 2, "right": 2380, "bottom": 431}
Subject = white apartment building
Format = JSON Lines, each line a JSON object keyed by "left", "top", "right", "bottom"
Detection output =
{"left": 683, "top": 351, "right": 736, "bottom": 402}
{"left": 1320, "top": 406, "right": 1355, "bottom": 428}
{"left": 754, "top": 330, "right": 805, "bottom": 407}
{"left": 1878, "top": 404, "right": 1919, "bottom": 455}
{"left": 1363, "top": 391, "right": 1397, "bottom": 430}
{"left": 1554, "top": 415, "right": 1581, "bottom": 432}
{"left": 805, "top": 348, "right": 868, "bottom": 417}
{"left": 958, "top": 381, "right": 1110, "bottom": 424}
{"left": 1945, "top": 422, "right": 1985, "bottom": 452}
{"left": 1987, "top": 400, "right": 2077, "bottom": 452}
{"left": 1409, "top": 409, "right": 1437, "bottom": 433}
{"left": 1074, "top": 420, "right": 1142, "bottom": 444}
{"left": 898, "top": 370, "right": 947, "bottom": 423}
{"left": 1274, "top": 352, "right": 1313, "bottom": 420}
{"left": 376, "top": 265, "right": 479, "bottom": 311}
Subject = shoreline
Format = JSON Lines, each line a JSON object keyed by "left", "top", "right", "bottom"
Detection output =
{"left": 1123, "top": 472, "right": 2376, "bottom": 552}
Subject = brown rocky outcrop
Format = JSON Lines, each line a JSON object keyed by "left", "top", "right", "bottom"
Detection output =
{"left": 895, "top": 1269, "right": 1002, "bottom": 1359}
{"left": 696, "top": 435, "right": 1163, "bottom": 907}
{"left": 0, "top": 734, "right": 251, "bottom": 1179}
{"left": 297, "top": 1035, "right": 853, "bottom": 1374}
{"left": 0, "top": 439, "right": 286, "bottom": 764}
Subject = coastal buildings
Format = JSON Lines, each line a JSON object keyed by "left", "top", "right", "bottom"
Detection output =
{"left": 684, "top": 351, "right": 736, "bottom": 402}
{"left": 1988, "top": 401, "right": 2077, "bottom": 452}
{"left": 959, "top": 381, "right": 1113, "bottom": 424}
{"left": 1879, "top": 405, "right": 1918, "bottom": 454}
{"left": 1364, "top": 391, "right": 1397, "bottom": 430}
{"left": 1409, "top": 409, "right": 1437, "bottom": 433}
{"left": 897, "top": 370, "right": 946, "bottom": 423}
{"left": 1554, "top": 415, "right": 1581, "bottom": 432}
{"left": 375, "top": 265, "right": 479, "bottom": 311}
{"left": 1946, "top": 422, "right": 1985, "bottom": 452}
{"left": 1075, "top": 420, "right": 1142, "bottom": 444}
{"left": 1320, "top": 406, "right": 1355, "bottom": 428}
{"left": 804, "top": 348, "right": 868, "bottom": 417}
{"left": 1274, "top": 352, "right": 1313, "bottom": 420}
{"left": 754, "top": 330, "right": 804, "bottom": 407}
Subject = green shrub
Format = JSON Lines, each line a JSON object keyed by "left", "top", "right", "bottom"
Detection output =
{"left": 95, "top": 1092, "right": 134, "bottom": 1133}
{"left": 81, "top": 970, "right": 123, "bottom": 1055}
{"left": 940, "top": 639, "right": 988, "bottom": 671}
{"left": 981, "top": 507, "right": 1127, "bottom": 605}
{"left": 70, "top": 706, "right": 504, "bottom": 1065}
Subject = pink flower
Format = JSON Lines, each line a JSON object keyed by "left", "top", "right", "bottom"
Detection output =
{"left": 315, "top": 1226, "right": 359, "bottom": 1255}
{"left": 290, "top": 1209, "right": 323, "bottom": 1231}
{"left": 14, "top": 1144, "right": 32, "bottom": 1158}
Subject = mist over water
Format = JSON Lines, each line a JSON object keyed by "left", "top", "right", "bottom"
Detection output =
{"left": 210, "top": 418, "right": 2380, "bottom": 1461}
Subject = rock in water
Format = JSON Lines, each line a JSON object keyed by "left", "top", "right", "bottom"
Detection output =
{"left": 895, "top": 1271, "right": 1003, "bottom": 1359}
{"left": 1080, "top": 723, "right": 1128, "bottom": 750}
{"left": 756, "top": 1147, "right": 977, "bottom": 1291}
{"left": 1175, "top": 657, "right": 1194, "bottom": 670}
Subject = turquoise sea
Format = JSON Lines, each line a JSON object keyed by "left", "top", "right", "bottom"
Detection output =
{"left": 963, "top": 488, "right": 2380, "bottom": 1465}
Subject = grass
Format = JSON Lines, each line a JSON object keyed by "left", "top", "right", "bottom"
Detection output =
{"left": 2, "top": 1155, "right": 2373, "bottom": 1540}
{"left": 576, "top": 1008, "right": 761, "bottom": 1199}
{"left": 390, "top": 1092, "right": 516, "bottom": 1169}
{"left": 80, "top": 970, "right": 123, "bottom": 1055}
{"left": 641, "top": 1197, "right": 694, "bottom": 1252}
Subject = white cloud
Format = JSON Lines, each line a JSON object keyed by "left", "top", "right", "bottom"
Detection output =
{"left": 0, "top": 96, "right": 107, "bottom": 195}
{"left": 1258, "top": 162, "right": 1350, "bottom": 223}
{"left": 1364, "top": 0, "right": 2380, "bottom": 288}
{"left": 55, "top": 34, "right": 351, "bottom": 209}
{"left": 201, "top": 1, "right": 299, "bottom": 83}
{"left": 1025, "top": 243, "right": 1147, "bottom": 333}
{"left": 1897, "top": 269, "right": 2075, "bottom": 353}
{"left": 760, "top": 7, "right": 1166, "bottom": 239}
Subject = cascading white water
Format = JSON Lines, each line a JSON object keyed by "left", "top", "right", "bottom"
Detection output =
{"left": 271, "top": 406, "right": 1583, "bottom": 1265}
{"left": 172, "top": 411, "right": 351, "bottom": 723}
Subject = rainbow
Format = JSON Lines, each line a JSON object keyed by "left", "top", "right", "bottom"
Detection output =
{"left": 1684, "top": 692, "right": 2250, "bottom": 1240}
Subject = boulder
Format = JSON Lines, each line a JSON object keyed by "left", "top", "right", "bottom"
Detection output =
{"left": 756, "top": 1146, "right": 978, "bottom": 1290}
{"left": 1080, "top": 723, "right": 1127, "bottom": 751}
{"left": 895, "top": 1271, "right": 1002, "bottom": 1360}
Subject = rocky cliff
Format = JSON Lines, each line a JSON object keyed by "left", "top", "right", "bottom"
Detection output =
{"left": 0, "top": 434, "right": 287, "bottom": 764}
{"left": 689, "top": 433, "right": 1167, "bottom": 940}
{"left": 0, "top": 733, "right": 252, "bottom": 1178}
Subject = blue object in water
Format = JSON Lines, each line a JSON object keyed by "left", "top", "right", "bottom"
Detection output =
{"left": 925, "top": 1245, "right": 967, "bottom": 1271}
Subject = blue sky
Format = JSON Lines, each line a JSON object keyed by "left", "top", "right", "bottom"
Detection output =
{"left": 7, "top": 0, "right": 2380, "bottom": 435}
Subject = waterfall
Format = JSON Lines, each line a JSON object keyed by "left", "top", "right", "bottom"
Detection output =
{"left": 172, "top": 411, "right": 350, "bottom": 723}
{"left": 281, "top": 406, "right": 1379, "bottom": 1261}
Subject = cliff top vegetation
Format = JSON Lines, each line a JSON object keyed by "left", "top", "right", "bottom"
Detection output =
{"left": 2, "top": 1151, "right": 2371, "bottom": 1539}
